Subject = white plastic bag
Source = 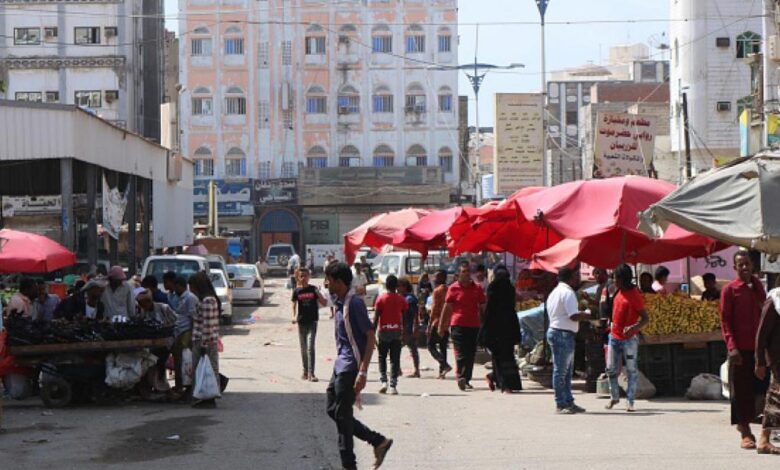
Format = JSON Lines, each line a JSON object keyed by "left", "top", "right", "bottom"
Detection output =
{"left": 182, "top": 348, "right": 193, "bottom": 387}
{"left": 193, "top": 355, "right": 220, "bottom": 400}
{"left": 686, "top": 373, "right": 724, "bottom": 400}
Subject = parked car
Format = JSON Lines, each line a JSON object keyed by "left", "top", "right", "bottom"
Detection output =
{"left": 266, "top": 243, "right": 297, "bottom": 276}
{"left": 207, "top": 254, "right": 229, "bottom": 283}
{"left": 227, "top": 263, "right": 265, "bottom": 305}
{"left": 140, "top": 255, "right": 209, "bottom": 290}
{"left": 209, "top": 269, "right": 233, "bottom": 324}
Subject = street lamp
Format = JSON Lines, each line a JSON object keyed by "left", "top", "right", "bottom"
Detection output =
{"left": 536, "top": 0, "right": 550, "bottom": 186}
{"left": 431, "top": 60, "right": 524, "bottom": 204}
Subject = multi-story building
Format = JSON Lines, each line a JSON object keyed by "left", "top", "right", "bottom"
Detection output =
{"left": 0, "top": 0, "right": 164, "bottom": 140}
{"left": 179, "top": 0, "right": 460, "bottom": 256}
{"left": 670, "top": 0, "right": 762, "bottom": 172}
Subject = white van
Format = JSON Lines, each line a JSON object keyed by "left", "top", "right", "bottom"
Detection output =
{"left": 364, "top": 250, "right": 452, "bottom": 307}
{"left": 141, "top": 255, "right": 209, "bottom": 287}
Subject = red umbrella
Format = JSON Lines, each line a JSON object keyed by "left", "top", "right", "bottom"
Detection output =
{"left": 392, "top": 207, "right": 463, "bottom": 250}
{"left": 344, "top": 208, "right": 431, "bottom": 264}
{"left": 0, "top": 229, "right": 77, "bottom": 273}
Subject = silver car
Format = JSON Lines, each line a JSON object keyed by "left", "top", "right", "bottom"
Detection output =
{"left": 209, "top": 269, "right": 233, "bottom": 323}
{"left": 227, "top": 263, "right": 265, "bottom": 305}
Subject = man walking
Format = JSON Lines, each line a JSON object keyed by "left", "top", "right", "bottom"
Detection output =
{"left": 440, "top": 262, "right": 486, "bottom": 391}
{"left": 325, "top": 262, "right": 393, "bottom": 470}
{"left": 546, "top": 267, "right": 591, "bottom": 414}
{"left": 373, "top": 275, "right": 406, "bottom": 395}
{"left": 720, "top": 250, "right": 768, "bottom": 449}
{"left": 292, "top": 267, "right": 327, "bottom": 382}
{"left": 428, "top": 270, "right": 453, "bottom": 379}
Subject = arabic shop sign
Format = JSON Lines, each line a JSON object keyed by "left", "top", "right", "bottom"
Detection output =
{"left": 593, "top": 112, "right": 656, "bottom": 178}
{"left": 193, "top": 179, "right": 254, "bottom": 217}
{"left": 253, "top": 179, "right": 297, "bottom": 205}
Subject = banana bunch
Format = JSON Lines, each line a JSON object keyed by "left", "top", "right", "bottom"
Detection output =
{"left": 516, "top": 299, "right": 542, "bottom": 311}
{"left": 642, "top": 294, "right": 721, "bottom": 336}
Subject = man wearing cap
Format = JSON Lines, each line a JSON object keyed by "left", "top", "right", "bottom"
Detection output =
{"left": 101, "top": 266, "right": 135, "bottom": 320}
{"left": 54, "top": 278, "right": 107, "bottom": 321}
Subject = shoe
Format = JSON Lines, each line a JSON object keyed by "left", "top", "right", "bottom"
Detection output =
{"left": 465, "top": 383, "right": 474, "bottom": 390}
{"left": 485, "top": 374, "right": 496, "bottom": 392}
{"left": 570, "top": 404, "right": 587, "bottom": 414}
{"left": 309, "top": 375, "right": 319, "bottom": 383}
{"left": 192, "top": 399, "right": 217, "bottom": 409}
{"left": 409, "top": 370, "right": 421, "bottom": 378}
{"left": 441, "top": 365, "right": 453, "bottom": 378}
{"left": 389, "top": 386, "right": 398, "bottom": 395}
{"left": 379, "top": 382, "right": 388, "bottom": 394}
{"left": 605, "top": 399, "right": 619, "bottom": 410}
{"left": 626, "top": 403, "right": 636, "bottom": 413}
{"left": 457, "top": 378, "right": 467, "bottom": 391}
{"left": 556, "top": 407, "right": 576, "bottom": 415}
{"left": 373, "top": 438, "right": 394, "bottom": 469}
{"left": 301, "top": 372, "right": 309, "bottom": 381}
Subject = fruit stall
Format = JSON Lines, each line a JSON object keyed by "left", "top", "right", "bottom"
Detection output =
{"left": 639, "top": 294, "right": 726, "bottom": 396}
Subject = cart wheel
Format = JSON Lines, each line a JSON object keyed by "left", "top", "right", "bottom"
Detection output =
{"left": 41, "top": 378, "right": 72, "bottom": 408}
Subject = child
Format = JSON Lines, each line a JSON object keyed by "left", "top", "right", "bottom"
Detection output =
{"left": 373, "top": 275, "right": 406, "bottom": 395}
{"left": 398, "top": 278, "right": 421, "bottom": 378}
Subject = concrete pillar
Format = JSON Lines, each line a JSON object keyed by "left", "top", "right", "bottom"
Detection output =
{"left": 141, "top": 178, "right": 151, "bottom": 260}
{"left": 86, "top": 164, "right": 98, "bottom": 270}
{"left": 127, "top": 175, "right": 137, "bottom": 275}
{"left": 60, "top": 158, "right": 74, "bottom": 251}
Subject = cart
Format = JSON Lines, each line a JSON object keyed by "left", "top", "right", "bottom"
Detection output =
{"left": 7, "top": 338, "right": 169, "bottom": 408}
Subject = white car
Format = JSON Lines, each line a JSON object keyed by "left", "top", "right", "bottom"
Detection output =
{"left": 141, "top": 255, "right": 209, "bottom": 290}
{"left": 227, "top": 263, "right": 265, "bottom": 305}
{"left": 209, "top": 269, "right": 233, "bottom": 324}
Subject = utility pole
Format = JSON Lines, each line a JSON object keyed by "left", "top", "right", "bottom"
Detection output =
{"left": 536, "top": 0, "right": 549, "bottom": 186}
{"left": 682, "top": 92, "right": 692, "bottom": 180}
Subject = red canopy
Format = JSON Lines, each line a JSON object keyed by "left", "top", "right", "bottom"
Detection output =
{"left": 344, "top": 208, "right": 431, "bottom": 264}
{"left": 0, "top": 229, "right": 77, "bottom": 273}
{"left": 392, "top": 207, "right": 463, "bottom": 250}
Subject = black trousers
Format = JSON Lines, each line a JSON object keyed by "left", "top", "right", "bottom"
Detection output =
{"left": 326, "top": 370, "right": 385, "bottom": 469}
{"left": 428, "top": 330, "right": 450, "bottom": 373}
{"left": 377, "top": 336, "right": 402, "bottom": 386}
{"left": 450, "top": 326, "right": 479, "bottom": 383}
{"left": 403, "top": 332, "right": 420, "bottom": 371}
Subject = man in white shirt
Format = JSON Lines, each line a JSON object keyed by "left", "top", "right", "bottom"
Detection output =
{"left": 352, "top": 263, "right": 369, "bottom": 298}
{"left": 546, "top": 267, "right": 591, "bottom": 414}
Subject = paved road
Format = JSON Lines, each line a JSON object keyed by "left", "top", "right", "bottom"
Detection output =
{"left": 1, "top": 279, "right": 776, "bottom": 469}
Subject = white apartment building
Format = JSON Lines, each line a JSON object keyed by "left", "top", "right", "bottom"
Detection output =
{"left": 670, "top": 0, "right": 763, "bottom": 171}
{"left": 0, "top": 0, "right": 164, "bottom": 139}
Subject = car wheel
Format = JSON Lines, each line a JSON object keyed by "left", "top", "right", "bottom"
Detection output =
{"left": 41, "top": 377, "right": 72, "bottom": 408}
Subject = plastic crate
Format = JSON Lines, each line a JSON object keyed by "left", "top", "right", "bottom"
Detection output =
{"left": 639, "top": 344, "right": 672, "bottom": 365}
{"left": 672, "top": 343, "right": 709, "bottom": 395}
{"left": 708, "top": 340, "right": 728, "bottom": 374}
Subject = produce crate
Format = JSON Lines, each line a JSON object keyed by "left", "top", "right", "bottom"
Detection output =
{"left": 671, "top": 343, "right": 709, "bottom": 396}
{"left": 638, "top": 344, "right": 675, "bottom": 396}
{"left": 708, "top": 340, "right": 728, "bottom": 374}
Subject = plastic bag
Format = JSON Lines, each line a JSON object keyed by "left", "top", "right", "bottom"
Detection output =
{"left": 193, "top": 355, "right": 220, "bottom": 400}
{"left": 182, "top": 348, "right": 193, "bottom": 387}
{"left": 686, "top": 373, "right": 724, "bottom": 400}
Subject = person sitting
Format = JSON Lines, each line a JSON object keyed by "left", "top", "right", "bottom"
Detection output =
{"left": 32, "top": 281, "right": 60, "bottom": 323}
{"left": 55, "top": 278, "right": 107, "bottom": 321}
{"left": 701, "top": 272, "right": 721, "bottom": 302}
{"left": 639, "top": 272, "right": 655, "bottom": 294}
{"left": 136, "top": 290, "right": 176, "bottom": 392}
{"left": 652, "top": 266, "right": 671, "bottom": 295}
{"left": 142, "top": 275, "right": 169, "bottom": 305}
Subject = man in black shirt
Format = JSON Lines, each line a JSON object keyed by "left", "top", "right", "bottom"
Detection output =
{"left": 292, "top": 267, "right": 328, "bottom": 382}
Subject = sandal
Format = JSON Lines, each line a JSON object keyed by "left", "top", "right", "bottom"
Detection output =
{"left": 757, "top": 444, "right": 780, "bottom": 455}
{"left": 741, "top": 436, "right": 757, "bottom": 450}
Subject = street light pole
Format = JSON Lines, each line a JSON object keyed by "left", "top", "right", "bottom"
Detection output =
{"left": 537, "top": 0, "right": 549, "bottom": 186}
{"left": 465, "top": 60, "right": 487, "bottom": 205}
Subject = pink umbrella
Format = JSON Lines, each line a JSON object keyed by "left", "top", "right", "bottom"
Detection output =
{"left": 0, "top": 229, "right": 76, "bottom": 273}
{"left": 344, "top": 208, "right": 431, "bottom": 264}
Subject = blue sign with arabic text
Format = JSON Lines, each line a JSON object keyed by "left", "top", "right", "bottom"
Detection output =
{"left": 193, "top": 179, "right": 254, "bottom": 217}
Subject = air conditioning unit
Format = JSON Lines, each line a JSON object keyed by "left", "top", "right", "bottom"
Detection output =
{"left": 769, "top": 35, "right": 780, "bottom": 62}
{"left": 716, "top": 101, "right": 732, "bottom": 112}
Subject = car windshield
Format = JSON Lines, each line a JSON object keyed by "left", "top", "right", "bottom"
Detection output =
{"left": 146, "top": 260, "right": 202, "bottom": 281}
{"left": 268, "top": 246, "right": 293, "bottom": 257}
{"left": 209, "top": 272, "right": 226, "bottom": 288}
{"left": 208, "top": 261, "right": 223, "bottom": 271}
{"left": 228, "top": 265, "right": 257, "bottom": 277}
{"left": 379, "top": 256, "right": 400, "bottom": 275}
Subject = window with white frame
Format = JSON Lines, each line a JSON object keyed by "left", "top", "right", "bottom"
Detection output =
{"left": 225, "top": 147, "right": 247, "bottom": 177}
{"left": 15, "top": 92, "right": 43, "bottom": 102}
{"left": 75, "top": 90, "right": 101, "bottom": 108}
{"left": 339, "top": 145, "right": 361, "bottom": 167}
{"left": 736, "top": 31, "right": 761, "bottom": 59}
{"left": 438, "top": 147, "right": 454, "bottom": 173}
{"left": 225, "top": 87, "right": 246, "bottom": 115}
{"left": 14, "top": 28, "right": 41, "bottom": 45}
{"left": 438, "top": 88, "right": 453, "bottom": 112}
{"left": 438, "top": 28, "right": 452, "bottom": 53}
{"left": 225, "top": 38, "right": 244, "bottom": 55}
{"left": 406, "top": 25, "right": 425, "bottom": 53}
{"left": 306, "top": 86, "right": 327, "bottom": 114}
{"left": 193, "top": 146, "right": 214, "bottom": 177}
{"left": 192, "top": 37, "right": 212, "bottom": 56}
{"left": 406, "top": 144, "right": 427, "bottom": 166}
{"left": 192, "top": 87, "right": 213, "bottom": 115}
{"left": 305, "top": 24, "right": 326, "bottom": 55}
{"left": 259, "top": 161, "right": 272, "bottom": 179}
{"left": 405, "top": 84, "right": 426, "bottom": 114}
{"left": 373, "top": 145, "right": 395, "bottom": 167}
{"left": 338, "top": 86, "right": 360, "bottom": 114}
{"left": 306, "top": 146, "right": 328, "bottom": 168}
{"left": 74, "top": 27, "right": 100, "bottom": 45}
{"left": 372, "top": 86, "right": 394, "bottom": 113}
{"left": 372, "top": 24, "right": 392, "bottom": 53}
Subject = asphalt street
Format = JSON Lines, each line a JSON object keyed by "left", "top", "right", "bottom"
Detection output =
{"left": 1, "top": 278, "right": 777, "bottom": 469}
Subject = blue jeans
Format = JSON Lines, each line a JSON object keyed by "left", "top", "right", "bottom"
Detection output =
{"left": 547, "top": 328, "right": 576, "bottom": 409}
{"left": 605, "top": 334, "right": 639, "bottom": 404}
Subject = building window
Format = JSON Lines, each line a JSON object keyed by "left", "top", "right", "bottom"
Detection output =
{"left": 566, "top": 110, "right": 578, "bottom": 126}
{"left": 283, "top": 110, "right": 293, "bottom": 129}
{"left": 225, "top": 38, "right": 244, "bottom": 55}
{"left": 438, "top": 31, "right": 452, "bottom": 53}
{"left": 439, "top": 147, "right": 454, "bottom": 173}
{"left": 305, "top": 25, "right": 326, "bottom": 55}
{"left": 306, "top": 95, "right": 327, "bottom": 114}
{"left": 14, "top": 28, "right": 41, "bottom": 45}
{"left": 258, "top": 100, "right": 270, "bottom": 128}
{"left": 736, "top": 31, "right": 761, "bottom": 59}
{"left": 104, "top": 90, "right": 119, "bottom": 103}
{"left": 74, "top": 27, "right": 100, "bottom": 45}
{"left": 339, "top": 145, "right": 361, "bottom": 167}
{"left": 104, "top": 27, "right": 118, "bottom": 39}
{"left": 640, "top": 62, "right": 657, "bottom": 81}
{"left": 281, "top": 162, "right": 296, "bottom": 178}
{"left": 306, "top": 146, "right": 328, "bottom": 168}
{"left": 282, "top": 41, "right": 293, "bottom": 65}
{"left": 194, "top": 147, "right": 214, "bottom": 177}
{"left": 45, "top": 91, "right": 59, "bottom": 103}
{"left": 225, "top": 148, "right": 247, "bottom": 177}
{"left": 372, "top": 88, "right": 394, "bottom": 113}
{"left": 15, "top": 92, "right": 43, "bottom": 102}
{"left": 192, "top": 97, "right": 213, "bottom": 115}
{"left": 192, "top": 38, "right": 212, "bottom": 56}
{"left": 338, "top": 86, "right": 360, "bottom": 114}
{"left": 373, "top": 145, "right": 395, "bottom": 167}
{"left": 406, "top": 145, "right": 427, "bottom": 166}
{"left": 225, "top": 87, "right": 246, "bottom": 115}
{"left": 75, "top": 90, "right": 101, "bottom": 108}
{"left": 259, "top": 161, "right": 272, "bottom": 179}
{"left": 44, "top": 27, "right": 58, "bottom": 41}
{"left": 372, "top": 25, "right": 393, "bottom": 53}
{"left": 405, "top": 84, "right": 426, "bottom": 114}
{"left": 406, "top": 25, "right": 425, "bottom": 53}
{"left": 438, "top": 92, "right": 453, "bottom": 112}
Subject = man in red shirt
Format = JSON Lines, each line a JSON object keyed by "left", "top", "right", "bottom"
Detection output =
{"left": 604, "top": 264, "right": 649, "bottom": 412}
{"left": 373, "top": 275, "right": 406, "bottom": 395}
{"left": 439, "top": 262, "right": 487, "bottom": 391}
{"left": 720, "top": 250, "right": 768, "bottom": 450}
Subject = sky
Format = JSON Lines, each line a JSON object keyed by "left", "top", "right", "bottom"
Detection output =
{"left": 164, "top": 0, "right": 670, "bottom": 126}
